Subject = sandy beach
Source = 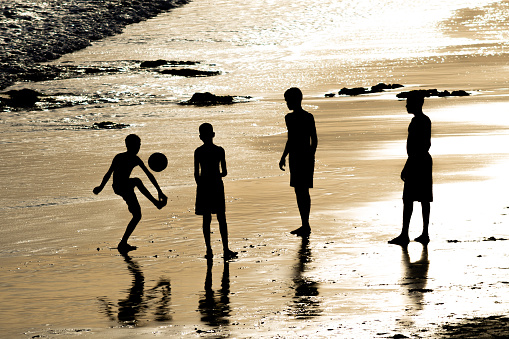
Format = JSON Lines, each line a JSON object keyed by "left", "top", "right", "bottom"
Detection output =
{"left": 3, "top": 90, "right": 509, "bottom": 338}
{"left": 2, "top": 0, "right": 509, "bottom": 338}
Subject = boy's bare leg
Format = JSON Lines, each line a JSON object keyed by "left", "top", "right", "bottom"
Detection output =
{"left": 203, "top": 213, "right": 213, "bottom": 258}
{"left": 118, "top": 197, "right": 141, "bottom": 252}
{"left": 389, "top": 200, "right": 412, "bottom": 245}
{"left": 217, "top": 212, "right": 237, "bottom": 260}
{"left": 131, "top": 178, "right": 166, "bottom": 209}
{"left": 415, "top": 202, "right": 430, "bottom": 244}
{"left": 291, "top": 187, "right": 311, "bottom": 236}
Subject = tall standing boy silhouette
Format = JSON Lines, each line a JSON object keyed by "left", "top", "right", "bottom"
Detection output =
{"left": 279, "top": 88, "right": 318, "bottom": 236}
{"left": 389, "top": 95, "right": 432, "bottom": 246}
{"left": 194, "top": 123, "right": 237, "bottom": 260}
{"left": 93, "top": 134, "right": 167, "bottom": 252}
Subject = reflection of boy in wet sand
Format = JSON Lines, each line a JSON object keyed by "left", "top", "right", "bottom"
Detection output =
{"left": 194, "top": 123, "right": 237, "bottom": 260}
{"left": 279, "top": 88, "right": 318, "bottom": 237}
{"left": 93, "top": 134, "right": 167, "bottom": 252}
{"left": 389, "top": 95, "right": 432, "bottom": 246}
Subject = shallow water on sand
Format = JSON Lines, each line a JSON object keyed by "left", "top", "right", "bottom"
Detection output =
{"left": 2, "top": 0, "right": 509, "bottom": 337}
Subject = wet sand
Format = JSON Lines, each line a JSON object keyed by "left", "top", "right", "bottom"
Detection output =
{"left": 3, "top": 89, "right": 509, "bottom": 337}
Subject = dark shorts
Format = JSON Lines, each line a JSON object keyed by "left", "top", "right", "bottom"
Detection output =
{"left": 195, "top": 179, "right": 225, "bottom": 215}
{"left": 113, "top": 179, "right": 141, "bottom": 214}
{"left": 402, "top": 154, "right": 433, "bottom": 202}
{"left": 289, "top": 153, "right": 315, "bottom": 188}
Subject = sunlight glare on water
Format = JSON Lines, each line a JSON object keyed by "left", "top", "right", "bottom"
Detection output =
{"left": 60, "top": 0, "right": 508, "bottom": 96}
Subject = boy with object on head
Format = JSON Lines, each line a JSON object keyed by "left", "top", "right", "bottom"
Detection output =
{"left": 194, "top": 123, "right": 237, "bottom": 260}
{"left": 389, "top": 95, "right": 432, "bottom": 246}
{"left": 93, "top": 134, "right": 167, "bottom": 252}
{"left": 279, "top": 87, "right": 318, "bottom": 237}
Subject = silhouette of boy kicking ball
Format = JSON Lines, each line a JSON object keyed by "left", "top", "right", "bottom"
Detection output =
{"left": 93, "top": 134, "right": 167, "bottom": 252}
{"left": 194, "top": 123, "right": 237, "bottom": 260}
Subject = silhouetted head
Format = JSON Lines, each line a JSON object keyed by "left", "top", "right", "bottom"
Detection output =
{"left": 406, "top": 95, "right": 424, "bottom": 115}
{"left": 199, "top": 123, "right": 215, "bottom": 143}
{"left": 284, "top": 87, "right": 303, "bottom": 111}
{"left": 125, "top": 134, "right": 141, "bottom": 154}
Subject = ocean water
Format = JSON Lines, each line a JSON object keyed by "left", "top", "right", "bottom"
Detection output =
{"left": 2, "top": 0, "right": 509, "bottom": 337}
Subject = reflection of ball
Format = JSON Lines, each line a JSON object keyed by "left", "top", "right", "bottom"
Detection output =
{"left": 148, "top": 152, "right": 168, "bottom": 172}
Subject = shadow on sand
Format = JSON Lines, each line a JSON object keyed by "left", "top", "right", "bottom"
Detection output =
{"left": 98, "top": 252, "right": 172, "bottom": 325}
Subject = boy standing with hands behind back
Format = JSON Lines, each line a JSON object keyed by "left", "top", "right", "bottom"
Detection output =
{"left": 194, "top": 123, "right": 237, "bottom": 260}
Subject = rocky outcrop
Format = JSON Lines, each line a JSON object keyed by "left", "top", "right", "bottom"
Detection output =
{"left": 140, "top": 60, "right": 199, "bottom": 68}
{"left": 0, "top": 88, "right": 42, "bottom": 107}
{"left": 325, "top": 84, "right": 470, "bottom": 99}
{"left": 180, "top": 92, "right": 252, "bottom": 106}
{"left": 326, "top": 83, "right": 404, "bottom": 97}
{"left": 159, "top": 69, "right": 221, "bottom": 77}
{"left": 0, "top": 0, "right": 191, "bottom": 90}
{"left": 396, "top": 89, "right": 470, "bottom": 98}
{"left": 91, "top": 121, "right": 130, "bottom": 129}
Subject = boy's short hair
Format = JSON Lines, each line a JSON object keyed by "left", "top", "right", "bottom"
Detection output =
{"left": 199, "top": 123, "right": 214, "bottom": 136}
{"left": 125, "top": 134, "right": 141, "bottom": 149}
{"left": 284, "top": 87, "right": 303, "bottom": 102}
{"left": 407, "top": 94, "right": 425, "bottom": 107}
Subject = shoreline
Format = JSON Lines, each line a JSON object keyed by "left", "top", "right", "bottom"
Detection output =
{"left": 0, "top": 0, "right": 190, "bottom": 90}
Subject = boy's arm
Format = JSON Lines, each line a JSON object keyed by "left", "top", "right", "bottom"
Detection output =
{"left": 279, "top": 115, "right": 290, "bottom": 171}
{"left": 279, "top": 140, "right": 289, "bottom": 171}
{"left": 220, "top": 147, "right": 227, "bottom": 177}
{"left": 310, "top": 116, "right": 318, "bottom": 155}
{"left": 139, "top": 160, "right": 165, "bottom": 198}
{"left": 194, "top": 149, "right": 200, "bottom": 184}
{"left": 93, "top": 161, "right": 114, "bottom": 194}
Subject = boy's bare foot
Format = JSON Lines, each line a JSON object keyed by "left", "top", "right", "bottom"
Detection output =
{"left": 205, "top": 249, "right": 213, "bottom": 259}
{"left": 118, "top": 242, "right": 137, "bottom": 253}
{"left": 414, "top": 234, "right": 430, "bottom": 245}
{"left": 388, "top": 235, "right": 410, "bottom": 246}
{"left": 290, "top": 226, "right": 311, "bottom": 237}
{"left": 224, "top": 250, "right": 238, "bottom": 261}
{"left": 156, "top": 195, "right": 167, "bottom": 209}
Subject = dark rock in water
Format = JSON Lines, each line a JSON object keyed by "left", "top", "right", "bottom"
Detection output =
{"left": 437, "top": 90, "right": 451, "bottom": 97}
{"left": 170, "top": 61, "right": 201, "bottom": 66}
{"left": 1, "top": 59, "right": 208, "bottom": 88}
{"left": 183, "top": 92, "right": 234, "bottom": 105}
{"left": 336, "top": 83, "right": 404, "bottom": 96}
{"left": 140, "top": 60, "right": 168, "bottom": 68}
{"left": 338, "top": 87, "right": 367, "bottom": 96}
{"left": 92, "top": 121, "right": 130, "bottom": 129}
{"left": 1, "top": 88, "right": 42, "bottom": 107}
{"left": 397, "top": 89, "right": 470, "bottom": 99}
{"left": 483, "top": 236, "right": 508, "bottom": 241}
{"left": 324, "top": 93, "right": 336, "bottom": 97}
{"left": 451, "top": 90, "right": 469, "bottom": 96}
{"left": 370, "top": 83, "right": 404, "bottom": 92}
{"left": 141, "top": 60, "right": 200, "bottom": 67}
{"left": 180, "top": 92, "right": 255, "bottom": 106}
{"left": 83, "top": 67, "right": 121, "bottom": 74}
{"left": 160, "top": 69, "right": 221, "bottom": 77}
